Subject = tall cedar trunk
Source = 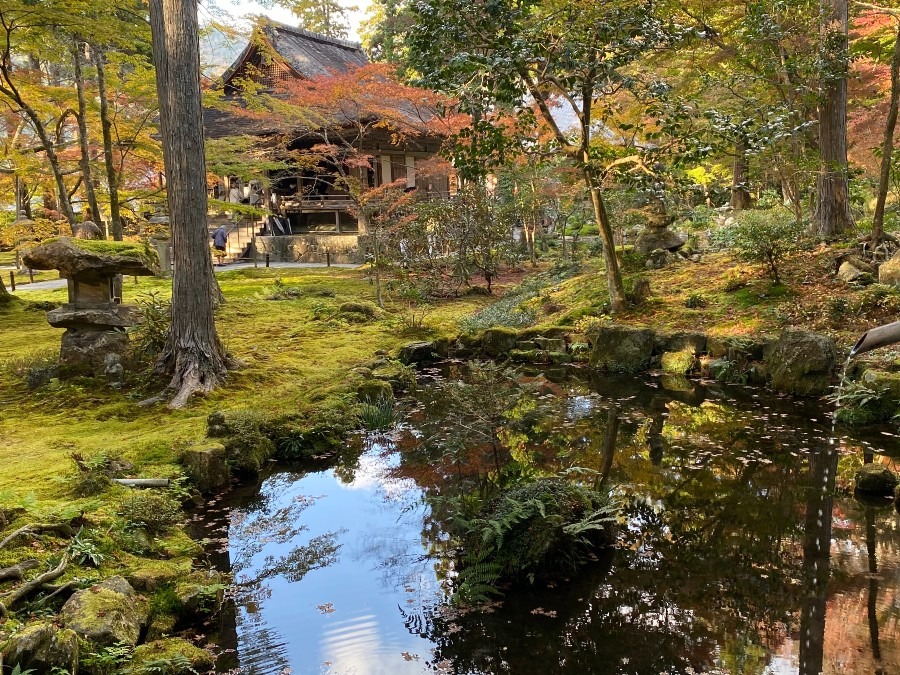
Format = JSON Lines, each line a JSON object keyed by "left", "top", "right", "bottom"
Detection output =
{"left": 583, "top": 166, "right": 626, "bottom": 313}
{"left": 730, "top": 140, "right": 752, "bottom": 210}
{"left": 0, "top": 275, "right": 12, "bottom": 304}
{"left": 72, "top": 38, "right": 101, "bottom": 226}
{"left": 94, "top": 49, "right": 123, "bottom": 240}
{"left": 872, "top": 22, "right": 900, "bottom": 247}
{"left": 149, "top": 0, "right": 227, "bottom": 408}
{"left": 813, "top": 0, "right": 854, "bottom": 236}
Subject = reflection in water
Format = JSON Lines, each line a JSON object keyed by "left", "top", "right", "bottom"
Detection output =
{"left": 200, "top": 369, "right": 900, "bottom": 674}
{"left": 799, "top": 443, "right": 838, "bottom": 675}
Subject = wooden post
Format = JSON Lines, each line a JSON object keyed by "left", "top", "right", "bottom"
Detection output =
{"left": 265, "top": 253, "right": 270, "bottom": 268}
{"left": 9, "top": 271, "right": 14, "bottom": 291}
{"left": 252, "top": 233, "right": 258, "bottom": 268}
{"left": 28, "top": 269, "right": 34, "bottom": 283}
{"left": 326, "top": 247, "right": 331, "bottom": 267}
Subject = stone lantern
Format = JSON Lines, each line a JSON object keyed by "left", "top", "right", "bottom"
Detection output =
{"left": 23, "top": 237, "right": 159, "bottom": 378}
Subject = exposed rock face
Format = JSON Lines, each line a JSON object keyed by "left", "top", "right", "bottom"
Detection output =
{"left": 60, "top": 576, "right": 149, "bottom": 647}
{"left": 763, "top": 330, "right": 837, "bottom": 396}
{"left": 181, "top": 445, "right": 231, "bottom": 495}
{"left": 23, "top": 237, "right": 158, "bottom": 278}
{"left": 59, "top": 326, "right": 129, "bottom": 371}
{"left": 589, "top": 325, "right": 655, "bottom": 372}
{"left": 0, "top": 623, "right": 79, "bottom": 674}
{"left": 398, "top": 341, "right": 436, "bottom": 365}
{"left": 855, "top": 464, "right": 899, "bottom": 495}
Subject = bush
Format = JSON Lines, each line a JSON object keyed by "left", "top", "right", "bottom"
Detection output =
{"left": 684, "top": 292, "right": 707, "bottom": 309}
{"left": 119, "top": 490, "right": 183, "bottom": 535}
{"left": 359, "top": 395, "right": 399, "bottom": 431}
{"left": 128, "top": 292, "right": 171, "bottom": 362}
{"left": 712, "top": 208, "right": 805, "bottom": 284}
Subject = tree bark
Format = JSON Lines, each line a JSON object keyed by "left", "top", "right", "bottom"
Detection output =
{"left": 730, "top": 140, "right": 752, "bottom": 210}
{"left": 0, "top": 275, "right": 12, "bottom": 304}
{"left": 72, "top": 38, "right": 100, "bottom": 227}
{"left": 149, "top": 0, "right": 228, "bottom": 408}
{"left": 872, "top": 22, "right": 900, "bottom": 247}
{"left": 583, "top": 166, "right": 626, "bottom": 313}
{"left": 813, "top": 0, "right": 854, "bottom": 237}
{"left": 94, "top": 47, "right": 123, "bottom": 240}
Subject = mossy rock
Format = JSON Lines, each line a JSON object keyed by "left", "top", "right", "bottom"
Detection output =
{"left": 60, "top": 576, "right": 149, "bottom": 647}
{"left": 861, "top": 369, "right": 900, "bottom": 405}
{"left": 481, "top": 327, "right": 519, "bottom": 357}
{"left": 357, "top": 379, "right": 394, "bottom": 404}
{"left": 509, "top": 348, "right": 539, "bottom": 363}
{"left": 144, "top": 612, "right": 178, "bottom": 642}
{"left": 173, "top": 571, "right": 227, "bottom": 619}
{"left": 589, "top": 325, "right": 654, "bottom": 373}
{"left": 223, "top": 432, "right": 275, "bottom": 474}
{"left": 180, "top": 444, "right": 230, "bottom": 495}
{"left": 855, "top": 464, "right": 899, "bottom": 496}
{"left": 129, "top": 638, "right": 215, "bottom": 675}
{"left": 154, "top": 529, "right": 203, "bottom": 559}
{"left": 124, "top": 556, "right": 192, "bottom": 592}
{"left": 338, "top": 301, "right": 378, "bottom": 318}
{"left": 661, "top": 348, "right": 695, "bottom": 374}
{"left": 656, "top": 331, "right": 707, "bottom": 355}
{"left": 371, "top": 358, "right": 416, "bottom": 390}
{"left": 707, "top": 335, "right": 766, "bottom": 361}
{"left": 0, "top": 622, "right": 79, "bottom": 674}
{"left": 397, "top": 341, "right": 436, "bottom": 365}
{"left": 764, "top": 330, "right": 837, "bottom": 396}
{"left": 548, "top": 351, "right": 573, "bottom": 365}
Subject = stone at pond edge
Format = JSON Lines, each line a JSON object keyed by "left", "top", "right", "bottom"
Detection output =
{"left": 661, "top": 348, "right": 695, "bottom": 374}
{"left": 855, "top": 464, "right": 899, "bottom": 496}
{"left": 534, "top": 336, "right": 566, "bottom": 352}
{"left": 589, "top": 325, "right": 654, "bottom": 373}
{"left": 397, "top": 341, "right": 436, "bottom": 365}
{"left": 861, "top": 369, "right": 900, "bottom": 405}
{"left": 130, "top": 638, "right": 215, "bottom": 675}
{"left": 656, "top": 331, "right": 707, "bottom": 355}
{"left": 357, "top": 379, "right": 394, "bottom": 403}
{"left": 181, "top": 444, "right": 231, "bottom": 495}
{"left": 707, "top": 335, "right": 767, "bottom": 361}
{"left": 0, "top": 623, "right": 79, "bottom": 674}
{"left": 60, "top": 576, "right": 149, "bottom": 647}
{"left": 763, "top": 330, "right": 837, "bottom": 396}
{"left": 481, "top": 327, "right": 519, "bottom": 357}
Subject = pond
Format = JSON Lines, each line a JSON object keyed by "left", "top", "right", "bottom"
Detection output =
{"left": 198, "top": 365, "right": 900, "bottom": 675}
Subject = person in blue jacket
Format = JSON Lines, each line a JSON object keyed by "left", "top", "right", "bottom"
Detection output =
{"left": 212, "top": 225, "right": 228, "bottom": 265}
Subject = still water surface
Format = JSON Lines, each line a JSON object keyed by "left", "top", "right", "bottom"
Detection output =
{"left": 202, "top": 368, "right": 900, "bottom": 675}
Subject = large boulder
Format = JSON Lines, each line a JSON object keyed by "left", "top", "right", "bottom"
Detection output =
{"left": 589, "top": 325, "right": 655, "bottom": 373}
{"left": 397, "top": 341, "right": 436, "bottom": 365}
{"left": 656, "top": 331, "right": 707, "bottom": 355}
{"left": 764, "top": 330, "right": 837, "bottom": 396}
{"left": 634, "top": 227, "right": 685, "bottom": 255}
{"left": 60, "top": 576, "right": 149, "bottom": 647}
{"left": 878, "top": 254, "right": 900, "bottom": 287}
{"left": 1, "top": 623, "right": 79, "bottom": 674}
{"left": 481, "top": 328, "right": 519, "bottom": 357}
{"left": 838, "top": 260, "right": 874, "bottom": 285}
{"left": 181, "top": 444, "right": 231, "bottom": 495}
{"left": 23, "top": 237, "right": 158, "bottom": 279}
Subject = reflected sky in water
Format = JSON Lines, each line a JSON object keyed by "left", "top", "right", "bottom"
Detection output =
{"left": 205, "top": 369, "right": 900, "bottom": 675}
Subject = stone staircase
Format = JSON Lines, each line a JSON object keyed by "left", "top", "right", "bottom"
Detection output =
{"left": 208, "top": 214, "right": 265, "bottom": 262}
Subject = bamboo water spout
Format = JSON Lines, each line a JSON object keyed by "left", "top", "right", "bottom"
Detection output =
{"left": 850, "top": 320, "right": 900, "bottom": 356}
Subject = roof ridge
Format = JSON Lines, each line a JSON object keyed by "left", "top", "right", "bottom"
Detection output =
{"left": 261, "top": 18, "right": 363, "bottom": 51}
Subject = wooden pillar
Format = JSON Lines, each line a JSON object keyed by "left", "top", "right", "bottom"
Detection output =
{"left": 380, "top": 155, "right": 392, "bottom": 185}
{"left": 405, "top": 154, "right": 416, "bottom": 188}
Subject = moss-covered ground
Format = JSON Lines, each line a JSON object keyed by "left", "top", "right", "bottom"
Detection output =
{"left": 0, "top": 267, "right": 489, "bottom": 507}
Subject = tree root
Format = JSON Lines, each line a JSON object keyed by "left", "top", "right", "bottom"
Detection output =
{"left": 0, "top": 559, "right": 39, "bottom": 582}
{"left": 0, "top": 523, "right": 73, "bottom": 550}
{"left": 0, "top": 553, "right": 69, "bottom": 620}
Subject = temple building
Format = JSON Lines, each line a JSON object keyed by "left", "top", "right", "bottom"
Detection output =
{"left": 203, "top": 20, "right": 454, "bottom": 263}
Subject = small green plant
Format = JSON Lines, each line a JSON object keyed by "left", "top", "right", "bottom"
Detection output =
{"left": 119, "top": 490, "right": 182, "bottom": 535}
{"left": 684, "top": 292, "right": 707, "bottom": 309}
{"left": 827, "top": 296, "right": 850, "bottom": 323}
{"left": 712, "top": 208, "right": 805, "bottom": 284}
{"left": 82, "top": 643, "right": 134, "bottom": 675}
{"left": 267, "top": 277, "right": 304, "bottom": 300}
{"left": 828, "top": 380, "right": 893, "bottom": 426}
{"left": 359, "top": 395, "right": 399, "bottom": 431}
{"left": 69, "top": 451, "right": 119, "bottom": 496}
{"left": 128, "top": 292, "right": 171, "bottom": 362}
{"left": 135, "top": 655, "right": 199, "bottom": 675}
{"left": 69, "top": 527, "right": 105, "bottom": 567}
{"left": 9, "top": 666, "right": 36, "bottom": 675}
{"left": 721, "top": 267, "right": 749, "bottom": 292}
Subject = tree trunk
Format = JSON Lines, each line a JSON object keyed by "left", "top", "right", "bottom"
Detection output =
{"left": 149, "top": 0, "right": 228, "bottom": 408}
{"left": 72, "top": 38, "right": 100, "bottom": 227}
{"left": 0, "top": 275, "right": 12, "bottom": 304}
{"left": 94, "top": 48, "right": 123, "bottom": 241}
{"left": 813, "top": 0, "right": 854, "bottom": 237}
{"left": 730, "top": 140, "right": 752, "bottom": 210}
{"left": 872, "top": 22, "right": 900, "bottom": 247}
{"left": 583, "top": 166, "right": 626, "bottom": 313}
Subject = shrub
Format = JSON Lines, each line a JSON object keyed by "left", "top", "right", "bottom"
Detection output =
{"left": 119, "top": 490, "right": 183, "bottom": 535}
{"left": 267, "top": 277, "right": 303, "bottom": 300}
{"left": 69, "top": 451, "right": 122, "bottom": 496}
{"left": 721, "top": 267, "right": 750, "bottom": 292}
{"left": 684, "top": 292, "right": 707, "bottom": 309}
{"left": 359, "top": 395, "right": 399, "bottom": 431}
{"left": 712, "top": 208, "right": 805, "bottom": 284}
{"left": 128, "top": 292, "right": 171, "bottom": 362}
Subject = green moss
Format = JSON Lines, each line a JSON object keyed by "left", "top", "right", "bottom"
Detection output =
{"left": 357, "top": 379, "right": 393, "bottom": 404}
{"left": 661, "top": 348, "right": 695, "bottom": 374}
{"left": 129, "top": 638, "right": 215, "bottom": 675}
